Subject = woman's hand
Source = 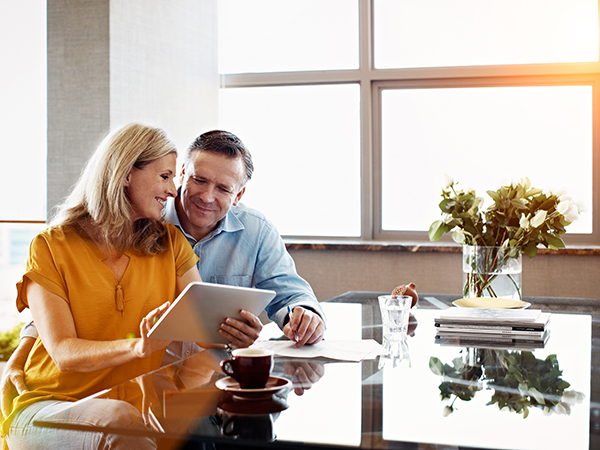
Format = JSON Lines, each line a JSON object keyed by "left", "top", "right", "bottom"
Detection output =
{"left": 1, "top": 337, "right": 34, "bottom": 418}
{"left": 134, "top": 302, "right": 172, "bottom": 358}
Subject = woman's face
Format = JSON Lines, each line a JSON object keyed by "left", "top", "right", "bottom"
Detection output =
{"left": 126, "top": 153, "right": 177, "bottom": 222}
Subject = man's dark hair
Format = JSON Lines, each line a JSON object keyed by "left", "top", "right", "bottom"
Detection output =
{"left": 186, "top": 130, "right": 254, "bottom": 184}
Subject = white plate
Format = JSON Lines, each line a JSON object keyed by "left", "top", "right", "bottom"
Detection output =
{"left": 452, "top": 297, "right": 531, "bottom": 309}
{"left": 215, "top": 376, "right": 291, "bottom": 400}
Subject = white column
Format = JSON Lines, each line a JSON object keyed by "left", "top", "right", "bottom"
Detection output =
{"left": 47, "top": 0, "right": 218, "bottom": 214}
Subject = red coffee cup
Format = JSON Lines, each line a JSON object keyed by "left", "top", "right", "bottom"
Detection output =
{"left": 220, "top": 348, "right": 273, "bottom": 389}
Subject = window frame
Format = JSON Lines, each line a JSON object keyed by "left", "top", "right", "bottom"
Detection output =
{"left": 219, "top": 0, "right": 600, "bottom": 246}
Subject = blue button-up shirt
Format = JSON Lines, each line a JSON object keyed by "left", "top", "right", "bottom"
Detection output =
{"left": 163, "top": 196, "right": 325, "bottom": 329}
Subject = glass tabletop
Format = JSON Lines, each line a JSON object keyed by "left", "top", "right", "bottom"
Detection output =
{"left": 34, "top": 294, "right": 596, "bottom": 449}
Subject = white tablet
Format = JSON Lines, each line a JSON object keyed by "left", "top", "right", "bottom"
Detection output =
{"left": 148, "top": 281, "right": 276, "bottom": 345}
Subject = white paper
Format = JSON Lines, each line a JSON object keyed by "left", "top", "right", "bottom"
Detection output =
{"left": 251, "top": 339, "right": 388, "bottom": 361}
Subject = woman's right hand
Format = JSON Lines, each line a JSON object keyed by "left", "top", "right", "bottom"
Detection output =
{"left": 1, "top": 336, "right": 34, "bottom": 418}
{"left": 134, "top": 301, "right": 172, "bottom": 359}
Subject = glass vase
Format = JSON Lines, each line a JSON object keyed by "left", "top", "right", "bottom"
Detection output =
{"left": 462, "top": 245, "right": 522, "bottom": 300}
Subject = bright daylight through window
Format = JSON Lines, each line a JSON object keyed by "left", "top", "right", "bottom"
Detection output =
{"left": 0, "top": 0, "right": 46, "bottom": 329}
{"left": 218, "top": 0, "right": 599, "bottom": 244}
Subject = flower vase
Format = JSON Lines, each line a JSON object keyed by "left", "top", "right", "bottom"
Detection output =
{"left": 462, "top": 245, "right": 522, "bottom": 300}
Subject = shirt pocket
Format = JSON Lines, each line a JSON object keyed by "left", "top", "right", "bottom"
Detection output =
{"left": 208, "top": 275, "right": 253, "bottom": 287}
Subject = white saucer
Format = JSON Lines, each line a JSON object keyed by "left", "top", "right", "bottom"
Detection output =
{"left": 215, "top": 376, "right": 291, "bottom": 400}
{"left": 452, "top": 297, "right": 531, "bottom": 309}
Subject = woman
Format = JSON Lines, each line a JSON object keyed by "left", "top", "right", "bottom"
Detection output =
{"left": 1, "top": 123, "right": 202, "bottom": 449}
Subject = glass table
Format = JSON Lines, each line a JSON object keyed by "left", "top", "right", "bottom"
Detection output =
{"left": 34, "top": 292, "right": 599, "bottom": 449}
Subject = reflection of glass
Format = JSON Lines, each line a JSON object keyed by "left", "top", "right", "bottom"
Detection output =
{"left": 379, "top": 331, "right": 411, "bottom": 369}
{"left": 430, "top": 349, "right": 585, "bottom": 418}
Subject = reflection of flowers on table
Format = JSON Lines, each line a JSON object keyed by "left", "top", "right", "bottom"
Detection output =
{"left": 429, "top": 349, "right": 484, "bottom": 416}
{"left": 429, "top": 349, "right": 584, "bottom": 418}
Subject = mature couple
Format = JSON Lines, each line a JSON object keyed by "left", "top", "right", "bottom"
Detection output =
{"left": 0, "top": 124, "right": 326, "bottom": 449}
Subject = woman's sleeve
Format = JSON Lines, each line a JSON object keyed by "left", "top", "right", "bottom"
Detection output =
{"left": 168, "top": 225, "right": 199, "bottom": 277}
{"left": 15, "top": 233, "right": 69, "bottom": 312}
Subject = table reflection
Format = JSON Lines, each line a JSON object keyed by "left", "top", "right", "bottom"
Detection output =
{"left": 33, "top": 300, "right": 594, "bottom": 450}
{"left": 381, "top": 310, "right": 591, "bottom": 450}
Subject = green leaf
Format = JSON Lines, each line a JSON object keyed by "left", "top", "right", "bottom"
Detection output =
{"left": 510, "top": 199, "right": 528, "bottom": 210}
{"left": 523, "top": 243, "right": 538, "bottom": 258}
{"left": 439, "top": 198, "right": 455, "bottom": 213}
{"left": 528, "top": 387, "right": 546, "bottom": 405}
{"left": 428, "top": 220, "right": 447, "bottom": 241}
{"left": 543, "top": 233, "right": 565, "bottom": 249}
{"left": 429, "top": 357, "right": 444, "bottom": 375}
{"left": 487, "top": 190, "right": 501, "bottom": 203}
{"left": 524, "top": 188, "right": 542, "bottom": 197}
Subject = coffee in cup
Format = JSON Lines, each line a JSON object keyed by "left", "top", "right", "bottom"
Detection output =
{"left": 220, "top": 348, "right": 273, "bottom": 389}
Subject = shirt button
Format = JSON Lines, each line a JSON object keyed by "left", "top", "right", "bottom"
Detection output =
{"left": 185, "top": 350, "right": 190, "bottom": 355}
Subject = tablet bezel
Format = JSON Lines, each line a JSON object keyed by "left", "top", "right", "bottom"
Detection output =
{"left": 148, "top": 281, "right": 276, "bottom": 344}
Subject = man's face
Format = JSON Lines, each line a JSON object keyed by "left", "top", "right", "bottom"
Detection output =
{"left": 176, "top": 151, "right": 246, "bottom": 241}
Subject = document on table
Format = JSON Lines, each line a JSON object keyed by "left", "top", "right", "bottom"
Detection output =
{"left": 251, "top": 339, "right": 388, "bottom": 362}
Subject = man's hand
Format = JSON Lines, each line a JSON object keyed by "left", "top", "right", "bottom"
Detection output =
{"left": 283, "top": 360, "right": 325, "bottom": 396}
{"left": 219, "top": 310, "right": 263, "bottom": 349}
{"left": 284, "top": 307, "right": 325, "bottom": 348}
{"left": 1, "top": 337, "right": 35, "bottom": 418}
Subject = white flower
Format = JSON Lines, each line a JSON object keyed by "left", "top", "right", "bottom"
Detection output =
{"left": 557, "top": 198, "right": 580, "bottom": 223}
{"left": 443, "top": 406, "right": 453, "bottom": 417}
{"left": 511, "top": 177, "right": 531, "bottom": 189}
{"left": 530, "top": 210, "right": 547, "bottom": 228}
{"left": 561, "top": 390, "right": 585, "bottom": 405}
{"left": 451, "top": 228, "right": 466, "bottom": 245}
{"left": 542, "top": 406, "right": 553, "bottom": 416}
{"left": 558, "top": 193, "right": 573, "bottom": 205}
{"left": 519, "top": 213, "right": 530, "bottom": 229}
{"left": 554, "top": 401, "right": 571, "bottom": 415}
{"left": 443, "top": 174, "right": 454, "bottom": 189}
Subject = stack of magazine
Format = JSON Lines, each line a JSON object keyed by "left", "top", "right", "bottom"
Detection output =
{"left": 434, "top": 307, "right": 551, "bottom": 349}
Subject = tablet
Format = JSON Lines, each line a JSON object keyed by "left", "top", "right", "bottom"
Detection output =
{"left": 148, "top": 281, "right": 276, "bottom": 344}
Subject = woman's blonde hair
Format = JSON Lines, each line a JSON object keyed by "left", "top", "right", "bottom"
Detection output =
{"left": 51, "top": 122, "right": 177, "bottom": 255}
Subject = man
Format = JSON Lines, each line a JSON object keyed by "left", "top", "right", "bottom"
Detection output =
{"left": 2, "top": 130, "right": 326, "bottom": 417}
{"left": 164, "top": 130, "right": 326, "bottom": 357}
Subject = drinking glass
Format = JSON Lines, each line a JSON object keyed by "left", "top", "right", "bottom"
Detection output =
{"left": 378, "top": 295, "right": 412, "bottom": 334}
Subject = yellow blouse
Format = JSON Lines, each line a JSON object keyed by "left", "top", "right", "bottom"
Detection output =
{"left": 1, "top": 223, "right": 199, "bottom": 435}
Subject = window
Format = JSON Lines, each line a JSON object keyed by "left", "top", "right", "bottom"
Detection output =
{"left": 1, "top": 0, "right": 47, "bottom": 222}
{"left": 0, "top": 0, "right": 46, "bottom": 328}
{"left": 218, "top": 0, "right": 599, "bottom": 244}
{"left": 374, "top": 0, "right": 598, "bottom": 68}
{"left": 379, "top": 83, "right": 593, "bottom": 235}
{"left": 219, "top": 84, "right": 361, "bottom": 237}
